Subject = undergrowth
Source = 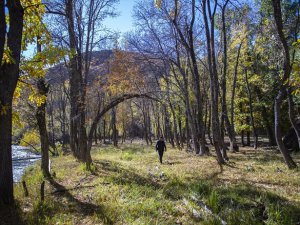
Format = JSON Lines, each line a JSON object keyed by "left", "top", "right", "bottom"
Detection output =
{"left": 7, "top": 143, "right": 300, "bottom": 224}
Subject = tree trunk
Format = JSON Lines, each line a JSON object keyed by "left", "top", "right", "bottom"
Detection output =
{"left": 254, "top": 87, "right": 276, "bottom": 146}
{"left": 103, "top": 119, "right": 106, "bottom": 143}
{"left": 287, "top": 88, "right": 300, "bottom": 149}
{"left": 66, "top": 0, "right": 91, "bottom": 166}
{"left": 241, "top": 130, "right": 245, "bottom": 146}
{"left": 94, "top": 127, "right": 98, "bottom": 145}
{"left": 111, "top": 107, "right": 118, "bottom": 147}
{"left": 207, "top": 103, "right": 213, "bottom": 145}
{"left": 49, "top": 93, "right": 56, "bottom": 154}
{"left": 244, "top": 69, "right": 258, "bottom": 149}
{"left": 172, "top": 0, "right": 206, "bottom": 155}
{"left": 230, "top": 43, "right": 242, "bottom": 149}
{"left": 0, "top": 0, "right": 23, "bottom": 205}
{"left": 272, "top": 0, "right": 297, "bottom": 169}
{"left": 143, "top": 102, "right": 149, "bottom": 145}
{"left": 36, "top": 37, "right": 51, "bottom": 177}
{"left": 36, "top": 82, "right": 50, "bottom": 177}
{"left": 177, "top": 107, "right": 184, "bottom": 149}
{"left": 246, "top": 130, "right": 251, "bottom": 146}
{"left": 0, "top": 93, "right": 14, "bottom": 205}
{"left": 221, "top": 1, "right": 237, "bottom": 152}
{"left": 147, "top": 109, "right": 152, "bottom": 145}
{"left": 202, "top": 0, "right": 225, "bottom": 163}
{"left": 170, "top": 103, "right": 180, "bottom": 149}
{"left": 274, "top": 91, "right": 297, "bottom": 168}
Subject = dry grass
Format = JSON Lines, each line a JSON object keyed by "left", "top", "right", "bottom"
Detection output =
{"left": 5, "top": 143, "right": 300, "bottom": 225}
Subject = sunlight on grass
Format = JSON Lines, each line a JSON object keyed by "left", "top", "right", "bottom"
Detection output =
{"left": 12, "top": 143, "right": 300, "bottom": 225}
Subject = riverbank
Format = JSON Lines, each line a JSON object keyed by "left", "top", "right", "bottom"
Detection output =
{"left": 12, "top": 146, "right": 41, "bottom": 182}
{"left": 4, "top": 143, "right": 300, "bottom": 224}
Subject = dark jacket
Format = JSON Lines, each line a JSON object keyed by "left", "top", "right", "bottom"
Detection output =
{"left": 156, "top": 140, "right": 166, "bottom": 152}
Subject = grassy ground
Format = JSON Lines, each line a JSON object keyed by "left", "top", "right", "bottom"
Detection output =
{"left": 3, "top": 143, "right": 300, "bottom": 225}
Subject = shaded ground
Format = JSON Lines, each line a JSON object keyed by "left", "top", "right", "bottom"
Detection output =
{"left": 3, "top": 143, "right": 300, "bottom": 224}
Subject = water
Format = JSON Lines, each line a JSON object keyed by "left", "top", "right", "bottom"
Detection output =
{"left": 12, "top": 145, "right": 41, "bottom": 182}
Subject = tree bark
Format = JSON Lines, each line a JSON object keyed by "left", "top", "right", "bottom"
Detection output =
{"left": 220, "top": 0, "right": 237, "bottom": 152}
{"left": 172, "top": 0, "right": 206, "bottom": 155}
{"left": 207, "top": 102, "right": 213, "bottom": 145}
{"left": 111, "top": 107, "right": 118, "bottom": 147}
{"left": 36, "top": 37, "right": 51, "bottom": 177}
{"left": 272, "top": 0, "right": 297, "bottom": 169}
{"left": 274, "top": 91, "right": 297, "bottom": 168}
{"left": 103, "top": 119, "right": 106, "bottom": 143}
{"left": 66, "top": 0, "right": 91, "bottom": 166}
{"left": 244, "top": 69, "right": 258, "bottom": 149}
{"left": 202, "top": 0, "right": 225, "bottom": 163}
{"left": 230, "top": 42, "right": 242, "bottom": 150}
{"left": 0, "top": 0, "right": 24, "bottom": 205}
{"left": 254, "top": 86, "right": 276, "bottom": 146}
{"left": 36, "top": 80, "right": 51, "bottom": 177}
{"left": 287, "top": 88, "right": 300, "bottom": 151}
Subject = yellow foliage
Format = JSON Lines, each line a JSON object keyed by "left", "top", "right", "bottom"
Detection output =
{"left": 20, "top": 129, "right": 40, "bottom": 147}
{"left": 105, "top": 50, "right": 145, "bottom": 96}
{"left": 12, "top": 112, "right": 23, "bottom": 128}
{"left": 28, "top": 91, "right": 47, "bottom": 106}
{"left": 291, "top": 39, "right": 300, "bottom": 94}
{"left": 21, "top": 0, "right": 48, "bottom": 47}
{"left": 2, "top": 48, "right": 16, "bottom": 65}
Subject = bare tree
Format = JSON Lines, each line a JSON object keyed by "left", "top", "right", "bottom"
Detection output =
{"left": 45, "top": 0, "right": 118, "bottom": 167}
{"left": 272, "top": 0, "right": 297, "bottom": 169}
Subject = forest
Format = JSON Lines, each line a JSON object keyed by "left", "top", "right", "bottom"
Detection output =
{"left": 0, "top": 0, "right": 300, "bottom": 224}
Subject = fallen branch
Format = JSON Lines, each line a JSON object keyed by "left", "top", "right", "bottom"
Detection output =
{"left": 13, "top": 138, "right": 40, "bottom": 154}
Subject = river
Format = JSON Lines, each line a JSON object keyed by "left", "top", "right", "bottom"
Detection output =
{"left": 12, "top": 145, "right": 41, "bottom": 182}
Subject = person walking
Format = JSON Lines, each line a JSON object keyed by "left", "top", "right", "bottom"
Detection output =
{"left": 156, "top": 136, "right": 166, "bottom": 164}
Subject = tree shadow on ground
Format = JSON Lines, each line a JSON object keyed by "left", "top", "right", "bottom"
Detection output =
{"left": 41, "top": 177, "right": 114, "bottom": 224}
{"left": 189, "top": 178, "right": 300, "bottom": 224}
{"left": 119, "top": 145, "right": 148, "bottom": 153}
{"left": 218, "top": 183, "right": 300, "bottom": 224}
{"left": 93, "top": 160, "right": 162, "bottom": 189}
{"left": 228, "top": 150, "right": 286, "bottom": 164}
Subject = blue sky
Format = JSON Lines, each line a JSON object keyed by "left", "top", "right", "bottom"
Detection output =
{"left": 104, "top": 0, "right": 136, "bottom": 34}
{"left": 24, "top": 0, "right": 136, "bottom": 57}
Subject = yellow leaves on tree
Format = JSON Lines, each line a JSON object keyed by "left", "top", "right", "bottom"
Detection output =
{"left": 1, "top": 48, "right": 16, "bottom": 65}
{"left": 290, "top": 39, "right": 300, "bottom": 96}
{"left": 20, "top": 129, "right": 40, "bottom": 147}
{"left": 22, "top": 0, "right": 49, "bottom": 48}
{"left": 105, "top": 50, "right": 145, "bottom": 96}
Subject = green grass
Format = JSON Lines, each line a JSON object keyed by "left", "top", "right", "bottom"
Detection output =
{"left": 5, "top": 143, "right": 300, "bottom": 224}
